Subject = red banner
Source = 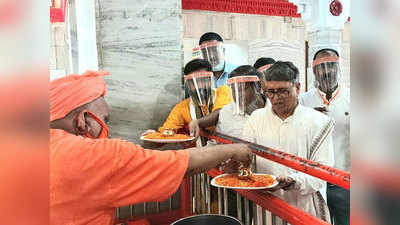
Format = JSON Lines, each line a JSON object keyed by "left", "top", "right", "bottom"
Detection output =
{"left": 50, "top": 0, "right": 67, "bottom": 23}
{"left": 182, "top": 0, "right": 301, "bottom": 18}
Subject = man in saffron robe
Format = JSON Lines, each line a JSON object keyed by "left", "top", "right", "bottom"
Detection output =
{"left": 50, "top": 70, "right": 252, "bottom": 225}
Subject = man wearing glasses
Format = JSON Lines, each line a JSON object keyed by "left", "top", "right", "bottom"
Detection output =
{"left": 242, "top": 61, "right": 334, "bottom": 223}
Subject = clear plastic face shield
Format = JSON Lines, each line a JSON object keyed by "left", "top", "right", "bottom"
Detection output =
{"left": 256, "top": 64, "right": 273, "bottom": 75}
{"left": 256, "top": 64, "right": 273, "bottom": 94}
{"left": 200, "top": 41, "right": 225, "bottom": 72}
{"left": 227, "top": 76, "right": 263, "bottom": 116}
{"left": 184, "top": 71, "right": 214, "bottom": 109}
{"left": 312, "top": 56, "right": 341, "bottom": 94}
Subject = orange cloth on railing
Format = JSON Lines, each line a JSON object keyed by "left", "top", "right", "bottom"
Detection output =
{"left": 50, "top": 129, "right": 189, "bottom": 225}
{"left": 158, "top": 85, "right": 232, "bottom": 132}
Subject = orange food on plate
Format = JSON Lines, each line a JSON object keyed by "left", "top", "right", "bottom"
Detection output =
{"left": 215, "top": 174, "right": 275, "bottom": 187}
{"left": 144, "top": 132, "right": 191, "bottom": 140}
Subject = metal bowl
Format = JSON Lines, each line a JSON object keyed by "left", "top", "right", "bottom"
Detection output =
{"left": 171, "top": 214, "right": 242, "bottom": 225}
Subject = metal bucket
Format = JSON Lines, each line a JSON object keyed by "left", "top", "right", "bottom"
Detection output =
{"left": 171, "top": 214, "right": 242, "bottom": 225}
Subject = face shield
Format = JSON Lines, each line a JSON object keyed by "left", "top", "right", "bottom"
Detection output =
{"left": 312, "top": 56, "right": 341, "bottom": 93}
{"left": 184, "top": 71, "right": 214, "bottom": 109}
{"left": 200, "top": 41, "right": 225, "bottom": 72}
{"left": 256, "top": 64, "right": 273, "bottom": 75}
{"left": 257, "top": 64, "right": 273, "bottom": 94}
{"left": 227, "top": 76, "right": 264, "bottom": 116}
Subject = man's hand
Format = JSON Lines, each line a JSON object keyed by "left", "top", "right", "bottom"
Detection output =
{"left": 229, "top": 144, "right": 253, "bottom": 168}
{"left": 188, "top": 120, "right": 200, "bottom": 139}
{"left": 266, "top": 176, "right": 295, "bottom": 192}
{"left": 220, "top": 159, "right": 240, "bottom": 174}
{"left": 186, "top": 143, "right": 253, "bottom": 176}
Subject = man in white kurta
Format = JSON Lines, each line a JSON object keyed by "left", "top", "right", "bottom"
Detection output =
{"left": 216, "top": 99, "right": 271, "bottom": 139}
{"left": 299, "top": 48, "right": 350, "bottom": 225}
{"left": 243, "top": 61, "right": 334, "bottom": 222}
{"left": 216, "top": 101, "right": 250, "bottom": 138}
{"left": 213, "top": 65, "right": 268, "bottom": 220}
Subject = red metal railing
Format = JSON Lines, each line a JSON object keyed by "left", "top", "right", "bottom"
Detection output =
{"left": 207, "top": 169, "right": 330, "bottom": 225}
{"left": 205, "top": 132, "right": 350, "bottom": 190}
{"left": 123, "top": 131, "right": 350, "bottom": 225}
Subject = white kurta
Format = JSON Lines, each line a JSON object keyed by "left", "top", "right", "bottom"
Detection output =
{"left": 216, "top": 102, "right": 250, "bottom": 139}
{"left": 300, "top": 86, "right": 350, "bottom": 172}
{"left": 216, "top": 100, "right": 271, "bottom": 139}
{"left": 242, "top": 104, "right": 334, "bottom": 221}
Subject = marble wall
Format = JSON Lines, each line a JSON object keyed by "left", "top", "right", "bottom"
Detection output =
{"left": 50, "top": 23, "right": 69, "bottom": 80}
{"left": 95, "top": 0, "right": 184, "bottom": 219}
{"left": 96, "top": 0, "right": 183, "bottom": 143}
{"left": 49, "top": 0, "right": 79, "bottom": 80}
{"left": 341, "top": 22, "right": 351, "bottom": 90}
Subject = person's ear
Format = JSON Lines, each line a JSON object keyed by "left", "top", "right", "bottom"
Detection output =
{"left": 295, "top": 82, "right": 301, "bottom": 95}
{"left": 74, "top": 111, "right": 90, "bottom": 136}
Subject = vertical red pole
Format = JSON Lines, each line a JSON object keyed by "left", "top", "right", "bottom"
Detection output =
{"left": 180, "top": 177, "right": 192, "bottom": 217}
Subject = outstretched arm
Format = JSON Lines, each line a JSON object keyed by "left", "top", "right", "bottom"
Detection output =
{"left": 188, "top": 110, "right": 220, "bottom": 138}
{"left": 185, "top": 143, "right": 252, "bottom": 176}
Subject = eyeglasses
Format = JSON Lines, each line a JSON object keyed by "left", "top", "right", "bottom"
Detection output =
{"left": 265, "top": 88, "right": 291, "bottom": 98}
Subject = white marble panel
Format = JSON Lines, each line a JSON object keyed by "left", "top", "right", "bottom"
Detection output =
{"left": 96, "top": 0, "right": 183, "bottom": 142}
{"left": 248, "top": 40, "right": 306, "bottom": 92}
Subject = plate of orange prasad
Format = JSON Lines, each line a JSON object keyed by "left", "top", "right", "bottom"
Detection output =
{"left": 140, "top": 132, "right": 195, "bottom": 143}
{"left": 211, "top": 172, "right": 278, "bottom": 190}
